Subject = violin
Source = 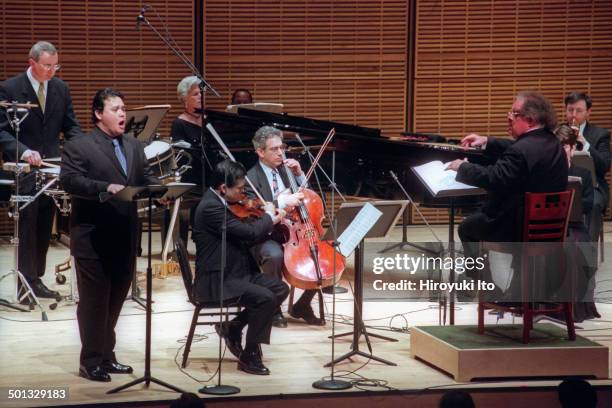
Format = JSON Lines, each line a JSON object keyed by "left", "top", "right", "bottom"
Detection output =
{"left": 228, "top": 195, "right": 266, "bottom": 219}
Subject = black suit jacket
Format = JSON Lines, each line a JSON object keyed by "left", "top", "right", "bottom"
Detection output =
{"left": 192, "top": 188, "right": 274, "bottom": 303}
{"left": 583, "top": 122, "right": 611, "bottom": 202}
{"left": 457, "top": 128, "right": 568, "bottom": 241}
{"left": 246, "top": 161, "right": 292, "bottom": 204}
{"left": 60, "top": 128, "right": 157, "bottom": 260}
{"left": 0, "top": 72, "right": 81, "bottom": 161}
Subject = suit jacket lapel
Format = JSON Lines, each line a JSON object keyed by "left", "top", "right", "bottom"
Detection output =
{"left": 256, "top": 162, "right": 274, "bottom": 201}
{"left": 93, "top": 128, "right": 127, "bottom": 181}
{"left": 123, "top": 137, "right": 135, "bottom": 181}
{"left": 44, "top": 79, "right": 59, "bottom": 122}
{"left": 19, "top": 73, "right": 43, "bottom": 121}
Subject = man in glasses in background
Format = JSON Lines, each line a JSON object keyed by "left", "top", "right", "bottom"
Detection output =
{"left": 0, "top": 41, "right": 81, "bottom": 301}
{"left": 564, "top": 92, "right": 611, "bottom": 242}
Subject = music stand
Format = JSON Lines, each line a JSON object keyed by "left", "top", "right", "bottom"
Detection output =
{"left": 323, "top": 200, "right": 407, "bottom": 367}
{"left": 106, "top": 184, "right": 191, "bottom": 395}
{"left": 572, "top": 152, "right": 598, "bottom": 188}
{"left": 125, "top": 105, "right": 171, "bottom": 144}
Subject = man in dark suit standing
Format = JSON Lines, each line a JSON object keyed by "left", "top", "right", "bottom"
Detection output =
{"left": 192, "top": 160, "right": 289, "bottom": 375}
{"left": 246, "top": 126, "right": 326, "bottom": 327}
{"left": 447, "top": 91, "right": 568, "bottom": 244}
{"left": 0, "top": 41, "right": 81, "bottom": 299}
{"left": 565, "top": 92, "right": 611, "bottom": 242}
{"left": 60, "top": 88, "right": 158, "bottom": 382}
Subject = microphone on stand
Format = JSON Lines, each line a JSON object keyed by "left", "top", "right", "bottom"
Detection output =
{"left": 136, "top": 5, "right": 149, "bottom": 30}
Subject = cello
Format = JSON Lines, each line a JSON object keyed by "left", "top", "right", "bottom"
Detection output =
{"left": 279, "top": 130, "right": 345, "bottom": 290}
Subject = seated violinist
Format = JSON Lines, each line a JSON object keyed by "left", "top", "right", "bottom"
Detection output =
{"left": 192, "top": 160, "right": 289, "bottom": 375}
{"left": 246, "top": 126, "right": 325, "bottom": 327}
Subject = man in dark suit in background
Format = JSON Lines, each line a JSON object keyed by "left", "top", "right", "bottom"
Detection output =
{"left": 565, "top": 92, "right": 611, "bottom": 242}
{"left": 0, "top": 41, "right": 81, "bottom": 299}
{"left": 246, "top": 126, "right": 326, "bottom": 327}
{"left": 192, "top": 160, "right": 288, "bottom": 375}
{"left": 61, "top": 88, "right": 158, "bottom": 382}
{"left": 447, "top": 91, "right": 568, "bottom": 245}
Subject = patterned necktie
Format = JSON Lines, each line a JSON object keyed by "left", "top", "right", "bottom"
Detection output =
{"left": 37, "top": 82, "right": 45, "bottom": 114}
{"left": 112, "top": 138, "right": 128, "bottom": 176}
{"left": 271, "top": 169, "right": 279, "bottom": 196}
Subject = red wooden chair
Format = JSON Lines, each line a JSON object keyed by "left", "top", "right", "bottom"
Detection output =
{"left": 478, "top": 190, "right": 576, "bottom": 343}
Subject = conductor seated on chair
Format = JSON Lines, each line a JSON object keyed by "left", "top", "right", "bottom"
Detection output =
{"left": 192, "top": 159, "right": 289, "bottom": 375}
{"left": 445, "top": 91, "right": 568, "bottom": 296}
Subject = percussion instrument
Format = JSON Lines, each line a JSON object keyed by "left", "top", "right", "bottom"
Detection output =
{"left": 144, "top": 141, "right": 178, "bottom": 183}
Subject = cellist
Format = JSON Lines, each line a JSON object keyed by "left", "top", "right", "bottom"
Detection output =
{"left": 246, "top": 126, "right": 325, "bottom": 327}
{"left": 192, "top": 159, "right": 289, "bottom": 375}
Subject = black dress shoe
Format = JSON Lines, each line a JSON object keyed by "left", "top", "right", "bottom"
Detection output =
{"left": 215, "top": 322, "right": 243, "bottom": 359}
{"left": 272, "top": 312, "right": 288, "bottom": 328}
{"left": 322, "top": 285, "right": 348, "bottom": 294}
{"left": 79, "top": 365, "right": 111, "bottom": 382}
{"left": 30, "top": 280, "right": 60, "bottom": 299}
{"left": 237, "top": 350, "right": 270, "bottom": 375}
{"left": 290, "top": 304, "right": 325, "bottom": 326}
{"left": 101, "top": 360, "right": 133, "bottom": 374}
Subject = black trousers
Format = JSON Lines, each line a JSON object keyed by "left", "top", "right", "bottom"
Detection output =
{"left": 232, "top": 273, "right": 289, "bottom": 344}
{"left": 18, "top": 193, "right": 55, "bottom": 282}
{"left": 251, "top": 239, "right": 317, "bottom": 307}
{"left": 587, "top": 189, "right": 606, "bottom": 242}
{"left": 75, "top": 256, "right": 133, "bottom": 368}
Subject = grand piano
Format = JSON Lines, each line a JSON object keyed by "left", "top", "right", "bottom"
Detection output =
{"left": 202, "top": 107, "right": 490, "bottom": 208}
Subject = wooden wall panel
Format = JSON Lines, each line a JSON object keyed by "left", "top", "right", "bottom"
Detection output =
{"left": 413, "top": 0, "right": 612, "bottom": 223}
{"left": 202, "top": 0, "right": 409, "bottom": 136}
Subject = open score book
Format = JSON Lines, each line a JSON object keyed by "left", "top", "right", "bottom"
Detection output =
{"left": 412, "top": 160, "right": 486, "bottom": 198}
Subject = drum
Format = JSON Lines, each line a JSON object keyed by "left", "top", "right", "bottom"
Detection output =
{"left": 144, "top": 141, "right": 177, "bottom": 183}
{"left": 37, "top": 167, "right": 71, "bottom": 215}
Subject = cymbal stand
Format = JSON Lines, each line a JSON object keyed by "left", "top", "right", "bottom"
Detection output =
{"left": 0, "top": 102, "right": 48, "bottom": 319}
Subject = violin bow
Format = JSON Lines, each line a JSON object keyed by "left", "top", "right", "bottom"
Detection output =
{"left": 297, "top": 127, "right": 335, "bottom": 192}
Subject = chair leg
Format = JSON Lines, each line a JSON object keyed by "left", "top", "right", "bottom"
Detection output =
{"left": 564, "top": 302, "right": 576, "bottom": 341}
{"left": 478, "top": 301, "right": 485, "bottom": 334}
{"left": 522, "top": 302, "right": 531, "bottom": 344}
{"left": 182, "top": 305, "right": 201, "bottom": 368}
{"left": 288, "top": 286, "right": 295, "bottom": 314}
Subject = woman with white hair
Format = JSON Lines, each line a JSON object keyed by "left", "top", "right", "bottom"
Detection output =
{"left": 164, "top": 76, "right": 212, "bottom": 246}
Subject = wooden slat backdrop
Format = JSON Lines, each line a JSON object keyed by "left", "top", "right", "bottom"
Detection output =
{"left": 411, "top": 0, "right": 612, "bottom": 224}
{"left": 201, "top": 0, "right": 409, "bottom": 136}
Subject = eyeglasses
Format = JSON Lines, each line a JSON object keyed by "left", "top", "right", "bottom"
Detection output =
{"left": 36, "top": 61, "right": 61, "bottom": 71}
{"left": 267, "top": 144, "right": 288, "bottom": 152}
{"left": 508, "top": 111, "right": 523, "bottom": 120}
{"left": 566, "top": 107, "right": 586, "bottom": 115}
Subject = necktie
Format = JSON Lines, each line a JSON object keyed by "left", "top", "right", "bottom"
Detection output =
{"left": 112, "top": 138, "right": 128, "bottom": 176}
{"left": 271, "top": 169, "right": 279, "bottom": 196}
{"left": 37, "top": 82, "right": 45, "bottom": 114}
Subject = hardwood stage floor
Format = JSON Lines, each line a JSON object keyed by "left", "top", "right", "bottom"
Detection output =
{"left": 1, "top": 224, "right": 612, "bottom": 407}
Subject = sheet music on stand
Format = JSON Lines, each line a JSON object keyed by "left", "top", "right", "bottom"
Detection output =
{"left": 336, "top": 203, "right": 382, "bottom": 257}
{"left": 125, "top": 105, "right": 171, "bottom": 143}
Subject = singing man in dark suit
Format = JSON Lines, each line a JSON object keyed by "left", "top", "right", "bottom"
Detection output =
{"left": 246, "top": 126, "right": 326, "bottom": 327}
{"left": 565, "top": 92, "right": 611, "bottom": 242}
{"left": 192, "top": 160, "right": 289, "bottom": 375}
{"left": 60, "top": 88, "right": 158, "bottom": 382}
{"left": 0, "top": 41, "right": 81, "bottom": 299}
{"left": 446, "top": 91, "right": 568, "bottom": 246}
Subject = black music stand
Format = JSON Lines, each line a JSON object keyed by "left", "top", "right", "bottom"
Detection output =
{"left": 125, "top": 105, "right": 171, "bottom": 143}
{"left": 106, "top": 184, "right": 192, "bottom": 395}
{"left": 323, "top": 200, "right": 407, "bottom": 367}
